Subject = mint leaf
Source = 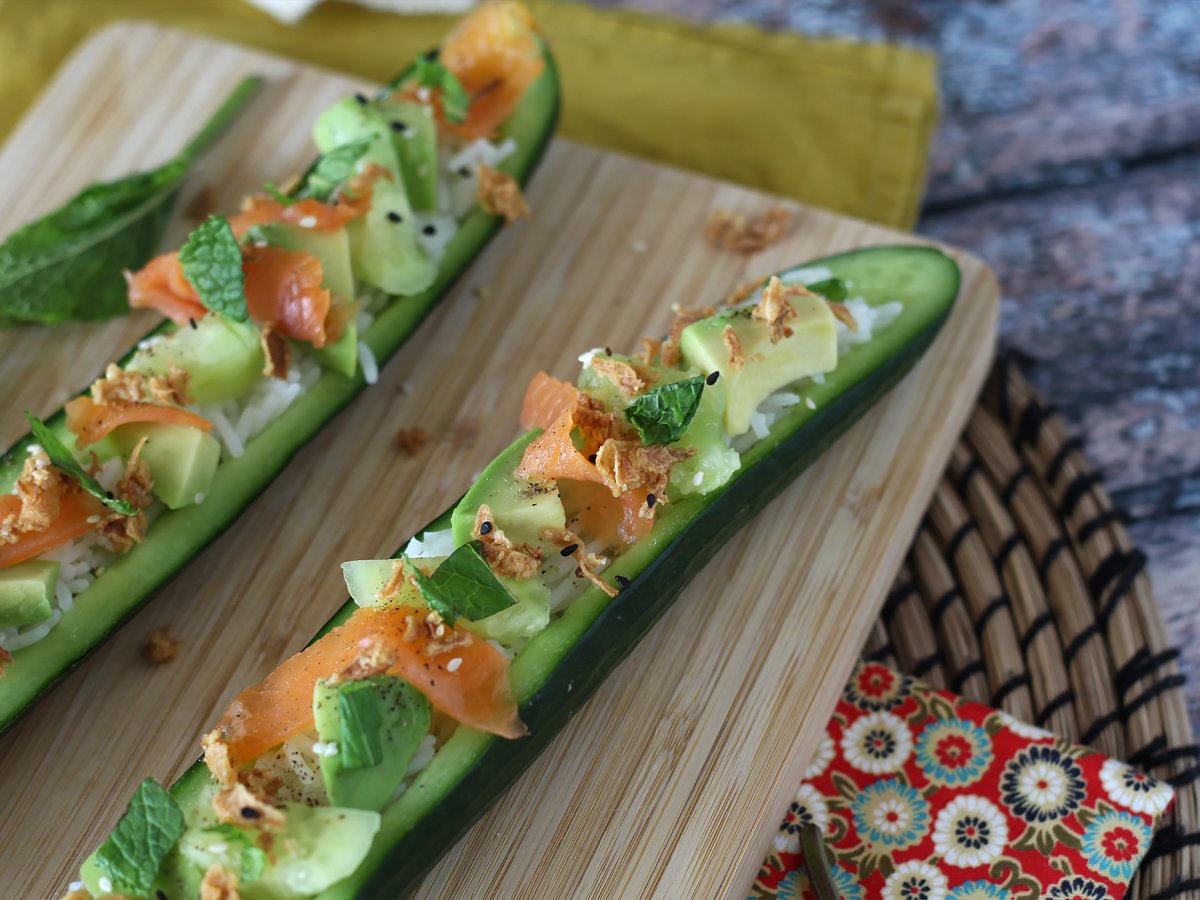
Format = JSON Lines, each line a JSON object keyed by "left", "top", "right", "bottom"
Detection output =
{"left": 0, "top": 76, "right": 262, "bottom": 326}
{"left": 406, "top": 541, "right": 516, "bottom": 626}
{"left": 204, "top": 823, "right": 266, "bottom": 882}
{"left": 95, "top": 778, "right": 185, "bottom": 896}
{"left": 624, "top": 376, "right": 705, "bottom": 445}
{"left": 413, "top": 58, "right": 470, "bottom": 124}
{"left": 299, "top": 138, "right": 374, "bottom": 203}
{"left": 262, "top": 181, "right": 296, "bottom": 206}
{"left": 25, "top": 413, "right": 136, "bottom": 516}
{"left": 337, "top": 680, "right": 386, "bottom": 769}
{"left": 805, "top": 277, "right": 848, "bottom": 302}
{"left": 179, "top": 215, "right": 247, "bottom": 322}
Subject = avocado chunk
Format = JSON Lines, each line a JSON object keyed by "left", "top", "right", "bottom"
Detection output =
{"left": 451, "top": 431, "right": 566, "bottom": 548}
{"left": 255, "top": 222, "right": 359, "bottom": 377}
{"left": 0, "top": 560, "right": 58, "bottom": 628}
{"left": 126, "top": 316, "right": 264, "bottom": 405}
{"left": 578, "top": 354, "right": 740, "bottom": 496}
{"left": 110, "top": 422, "right": 221, "bottom": 509}
{"left": 347, "top": 176, "right": 436, "bottom": 297}
{"left": 679, "top": 297, "right": 837, "bottom": 436}
{"left": 313, "top": 675, "right": 431, "bottom": 812}
{"left": 377, "top": 98, "right": 439, "bottom": 212}
{"left": 312, "top": 96, "right": 402, "bottom": 176}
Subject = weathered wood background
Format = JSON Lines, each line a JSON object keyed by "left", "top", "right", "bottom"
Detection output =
{"left": 594, "top": 0, "right": 1200, "bottom": 726}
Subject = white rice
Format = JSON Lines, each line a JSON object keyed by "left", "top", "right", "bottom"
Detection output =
{"left": 403, "top": 528, "right": 457, "bottom": 559}
{"left": 357, "top": 342, "right": 379, "bottom": 385}
{"left": 413, "top": 211, "right": 459, "bottom": 264}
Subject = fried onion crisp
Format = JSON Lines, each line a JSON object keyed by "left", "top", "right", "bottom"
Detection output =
{"left": 144, "top": 627, "right": 181, "bottom": 664}
{"left": 91, "top": 363, "right": 192, "bottom": 407}
{"left": 473, "top": 503, "right": 542, "bottom": 579}
{"left": 594, "top": 440, "right": 695, "bottom": 500}
{"left": 260, "top": 324, "right": 290, "bottom": 380}
{"left": 635, "top": 338, "right": 662, "bottom": 367}
{"left": 2, "top": 450, "right": 68, "bottom": 542}
{"left": 330, "top": 636, "right": 397, "bottom": 684}
{"left": 827, "top": 301, "right": 859, "bottom": 331}
{"left": 722, "top": 325, "right": 745, "bottom": 371}
{"left": 402, "top": 609, "right": 475, "bottom": 658}
{"left": 590, "top": 357, "right": 652, "bottom": 398}
{"left": 100, "top": 439, "right": 152, "bottom": 554}
{"left": 377, "top": 559, "right": 408, "bottom": 604}
{"left": 395, "top": 427, "right": 431, "bottom": 456}
{"left": 200, "top": 863, "right": 240, "bottom": 900}
{"left": 476, "top": 163, "right": 530, "bottom": 224}
{"left": 212, "top": 782, "right": 286, "bottom": 829}
{"left": 658, "top": 303, "right": 718, "bottom": 369}
{"left": 202, "top": 729, "right": 238, "bottom": 788}
{"left": 540, "top": 526, "right": 617, "bottom": 598}
{"left": 752, "top": 276, "right": 800, "bottom": 343}
{"left": 704, "top": 206, "right": 791, "bottom": 254}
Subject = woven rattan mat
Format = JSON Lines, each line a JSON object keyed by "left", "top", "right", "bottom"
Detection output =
{"left": 859, "top": 356, "right": 1199, "bottom": 899}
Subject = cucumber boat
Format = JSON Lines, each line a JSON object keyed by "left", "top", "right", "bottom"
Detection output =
{"left": 69, "top": 244, "right": 960, "bottom": 899}
{"left": 0, "top": 2, "right": 559, "bottom": 730}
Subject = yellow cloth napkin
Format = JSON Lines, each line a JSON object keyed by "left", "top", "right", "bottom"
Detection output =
{"left": 0, "top": 0, "right": 937, "bottom": 228}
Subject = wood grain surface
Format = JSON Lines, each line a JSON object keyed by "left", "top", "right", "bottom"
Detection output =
{"left": 607, "top": 0, "right": 1200, "bottom": 730}
{"left": 0, "top": 24, "right": 997, "bottom": 898}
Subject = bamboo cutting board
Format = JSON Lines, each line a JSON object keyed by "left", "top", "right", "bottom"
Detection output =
{"left": 0, "top": 23, "right": 998, "bottom": 899}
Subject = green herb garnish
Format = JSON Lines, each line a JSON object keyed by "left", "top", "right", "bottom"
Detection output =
{"left": 0, "top": 76, "right": 262, "bottom": 326}
{"left": 261, "top": 181, "right": 296, "bottom": 206}
{"left": 298, "top": 138, "right": 374, "bottom": 203}
{"left": 178, "top": 215, "right": 247, "bottom": 322}
{"left": 203, "top": 823, "right": 267, "bottom": 882}
{"left": 406, "top": 541, "right": 516, "bottom": 626}
{"left": 624, "top": 376, "right": 706, "bottom": 445}
{"left": 413, "top": 57, "right": 470, "bottom": 124}
{"left": 805, "top": 277, "right": 848, "bottom": 302}
{"left": 25, "top": 413, "right": 135, "bottom": 516}
{"left": 94, "top": 778, "right": 185, "bottom": 896}
{"left": 337, "top": 680, "right": 386, "bottom": 769}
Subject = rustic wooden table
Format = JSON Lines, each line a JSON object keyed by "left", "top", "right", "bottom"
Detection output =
{"left": 596, "top": 0, "right": 1200, "bottom": 728}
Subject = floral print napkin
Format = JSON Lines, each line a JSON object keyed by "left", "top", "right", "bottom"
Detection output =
{"left": 751, "top": 660, "right": 1174, "bottom": 900}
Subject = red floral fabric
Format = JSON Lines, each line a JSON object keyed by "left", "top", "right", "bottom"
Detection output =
{"left": 751, "top": 660, "right": 1174, "bottom": 900}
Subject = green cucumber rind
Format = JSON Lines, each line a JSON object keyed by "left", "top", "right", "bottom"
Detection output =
{"left": 169, "top": 244, "right": 960, "bottom": 898}
{"left": 0, "top": 42, "right": 561, "bottom": 733}
{"left": 356, "top": 249, "right": 958, "bottom": 896}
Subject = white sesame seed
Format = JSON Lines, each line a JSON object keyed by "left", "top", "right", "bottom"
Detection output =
{"left": 692, "top": 471, "right": 704, "bottom": 487}
{"left": 210, "top": 841, "right": 228, "bottom": 853}
{"left": 99, "top": 876, "right": 113, "bottom": 893}
{"left": 86, "top": 515, "right": 101, "bottom": 524}
{"left": 69, "top": 883, "right": 84, "bottom": 892}
{"left": 447, "top": 657, "right": 463, "bottom": 672}
{"left": 26, "top": 444, "right": 43, "bottom": 455}
{"left": 194, "top": 492, "right": 206, "bottom": 504}
{"left": 805, "top": 398, "right": 817, "bottom": 410}
{"left": 298, "top": 215, "right": 318, "bottom": 228}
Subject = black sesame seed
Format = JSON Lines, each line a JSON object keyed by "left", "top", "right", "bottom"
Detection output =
{"left": 560, "top": 543, "right": 579, "bottom": 557}
{"left": 706, "top": 370, "right": 720, "bottom": 385}
{"left": 615, "top": 575, "right": 632, "bottom": 590}
{"left": 587, "top": 453, "right": 597, "bottom": 464}
{"left": 646, "top": 493, "right": 657, "bottom": 508}
{"left": 157, "top": 892, "right": 168, "bottom": 900}
{"left": 391, "top": 120, "right": 410, "bottom": 133}
{"left": 241, "top": 806, "right": 261, "bottom": 819}
{"left": 354, "top": 92, "right": 369, "bottom": 105}
{"left": 422, "top": 224, "right": 437, "bottom": 236}
{"left": 188, "top": 317, "right": 198, "bottom": 330}
{"left": 604, "top": 347, "right": 612, "bottom": 356}
{"left": 457, "top": 166, "right": 472, "bottom": 178}
{"left": 387, "top": 211, "right": 403, "bottom": 223}
{"left": 480, "top": 521, "right": 493, "bottom": 535}
{"left": 424, "top": 48, "right": 439, "bottom": 61}
{"left": 106, "top": 491, "right": 114, "bottom": 499}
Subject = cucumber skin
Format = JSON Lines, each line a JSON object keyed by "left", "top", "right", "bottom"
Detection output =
{"left": 167, "top": 245, "right": 960, "bottom": 898}
{"left": 0, "top": 43, "right": 561, "bottom": 734}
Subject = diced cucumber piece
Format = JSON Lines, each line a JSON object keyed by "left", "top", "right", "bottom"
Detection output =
{"left": 463, "top": 574, "right": 549, "bottom": 644}
{"left": 680, "top": 297, "right": 837, "bottom": 436}
{"left": 110, "top": 422, "right": 221, "bottom": 510}
{"left": 450, "top": 431, "right": 565, "bottom": 548}
{"left": 250, "top": 805, "right": 381, "bottom": 897}
{"left": 126, "top": 316, "right": 264, "bottom": 405}
{"left": 0, "top": 560, "right": 58, "bottom": 628}
{"left": 347, "top": 177, "right": 436, "bottom": 297}
{"left": 342, "top": 558, "right": 422, "bottom": 608}
{"left": 312, "top": 675, "right": 431, "bottom": 811}
{"left": 376, "top": 99, "right": 438, "bottom": 212}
